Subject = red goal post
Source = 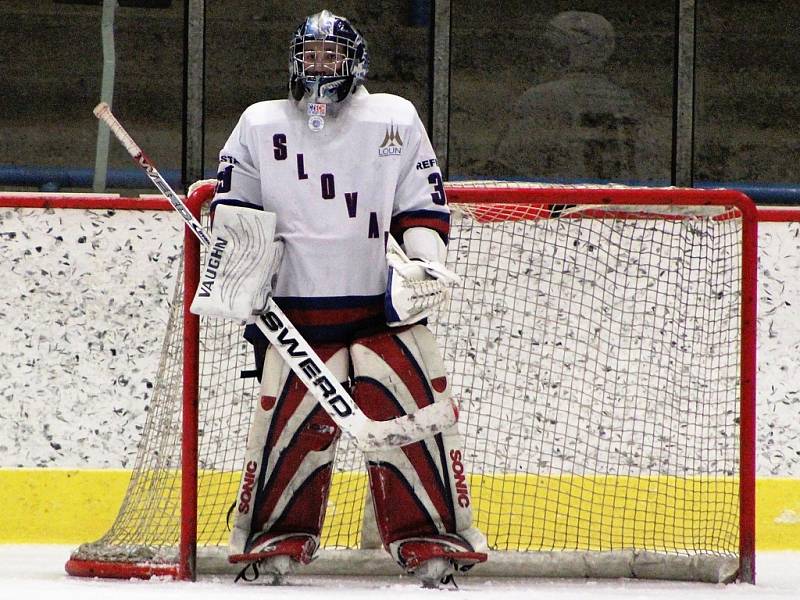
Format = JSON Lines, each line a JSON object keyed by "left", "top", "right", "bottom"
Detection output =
{"left": 0, "top": 182, "right": 757, "bottom": 584}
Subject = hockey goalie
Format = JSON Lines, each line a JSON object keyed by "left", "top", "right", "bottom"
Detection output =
{"left": 189, "top": 9, "right": 487, "bottom": 589}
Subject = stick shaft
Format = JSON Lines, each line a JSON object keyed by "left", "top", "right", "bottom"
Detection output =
{"left": 94, "top": 102, "right": 211, "bottom": 246}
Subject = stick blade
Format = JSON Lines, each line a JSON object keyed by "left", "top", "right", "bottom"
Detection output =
{"left": 357, "top": 397, "right": 459, "bottom": 450}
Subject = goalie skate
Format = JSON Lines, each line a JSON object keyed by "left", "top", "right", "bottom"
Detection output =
{"left": 395, "top": 538, "right": 488, "bottom": 588}
{"left": 229, "top": 533, "right": 318, "bottom": 583}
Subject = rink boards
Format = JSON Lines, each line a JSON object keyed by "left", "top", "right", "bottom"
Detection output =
{"left": 0, "top": 468, "right": 797, "bottom": 550}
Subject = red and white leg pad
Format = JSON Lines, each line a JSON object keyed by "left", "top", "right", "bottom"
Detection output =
{"left": 350, "top": 325, "right": 488, "bottom": 575}
{"left": 228, "top": 344, "right": 346, "bottom": 566}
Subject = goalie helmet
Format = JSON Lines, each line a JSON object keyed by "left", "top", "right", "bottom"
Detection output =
{"left": 289, "top": 10, "right": 369, "bottom": 105}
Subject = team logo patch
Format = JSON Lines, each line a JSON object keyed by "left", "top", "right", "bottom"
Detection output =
{"left": 379, "top": 123, "right": 403, "bottom": 157}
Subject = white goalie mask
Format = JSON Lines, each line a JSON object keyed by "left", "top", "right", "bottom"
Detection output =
{"left": 288, "top": 10, "right": 369, "bottom": 106}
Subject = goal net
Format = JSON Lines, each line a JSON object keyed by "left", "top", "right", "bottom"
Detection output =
{"left": 63, "top": 182, "right": 757, "bottom": 583}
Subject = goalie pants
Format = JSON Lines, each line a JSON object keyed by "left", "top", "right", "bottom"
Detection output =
{"left": 229, "top": 324, "right": 486, "bottom": 562}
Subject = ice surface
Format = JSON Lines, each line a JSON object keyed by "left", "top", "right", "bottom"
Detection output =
{"left": 0, "top": 546, "right": 797, "bottom": 600}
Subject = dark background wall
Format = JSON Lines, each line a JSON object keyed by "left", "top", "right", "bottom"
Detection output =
{"left": 0, "top": 1, "right": 797, "bottom": 191}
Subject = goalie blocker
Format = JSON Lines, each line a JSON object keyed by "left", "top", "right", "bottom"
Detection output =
{"left": 190, "top": 204, "right": 283, "bottom": 321}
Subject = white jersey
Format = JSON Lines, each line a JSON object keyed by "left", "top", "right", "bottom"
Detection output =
{"left": 211, "top": 87, "right": 449, "bottom": 343}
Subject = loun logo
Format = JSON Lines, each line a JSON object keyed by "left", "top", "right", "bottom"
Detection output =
{"left": 379, "top": 123, "right": 403, "bottom": 156}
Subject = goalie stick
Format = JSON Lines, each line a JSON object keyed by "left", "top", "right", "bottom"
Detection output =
{"left": 93, "top": 102, "right": 459, "bottom": 450}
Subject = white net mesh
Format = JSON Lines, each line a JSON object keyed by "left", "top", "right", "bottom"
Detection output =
{"left": 68, "top": 183, "right": 749, "bottom": 582}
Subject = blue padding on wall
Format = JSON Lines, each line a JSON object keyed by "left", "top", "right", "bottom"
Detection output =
{"left": 0, "top": 165, "right": 181, "bottom": 190}
{"left": 0, "top": 165, "right": 216, "bottom": 192}
{"left": 696, "top": 181, "right": 800, "bottom": 205}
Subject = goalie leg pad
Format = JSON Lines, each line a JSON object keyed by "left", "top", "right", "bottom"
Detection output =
{"left": 349, "top": 325, "right": 487, "bottom": 563}
{"left": 229, "top": 343, "right": 347, "bottom": 558}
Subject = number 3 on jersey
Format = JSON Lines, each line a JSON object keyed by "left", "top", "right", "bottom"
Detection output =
{"left": 217, "top": 165, "right": 233, "bottom": 194}
{"left": 429, "top": 172, "right": 446, "bottom": 205}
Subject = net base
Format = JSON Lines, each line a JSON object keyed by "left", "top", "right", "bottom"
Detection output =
{"left": 207, "top": 549, "right": 739, "bottom": 583}
{"left": 66, "top": 546, "right": 739, "bottom": 583}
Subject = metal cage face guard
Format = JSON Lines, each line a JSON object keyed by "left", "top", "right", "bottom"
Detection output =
{"left": 293, "top": 38, "right": 355, "bottom": 78}
{"left": 289, "top": 10, "right": 369, "bottom": 104}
